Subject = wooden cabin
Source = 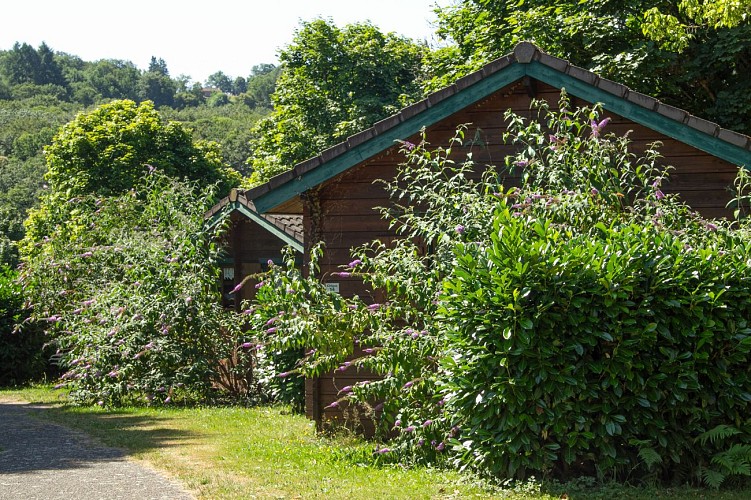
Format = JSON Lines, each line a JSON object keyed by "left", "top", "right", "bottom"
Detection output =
{"left": 205, "top": 188, "right": 303, "bottom": 309}
{"left": 221, "top": 42, "right": 751, "bottom": 426}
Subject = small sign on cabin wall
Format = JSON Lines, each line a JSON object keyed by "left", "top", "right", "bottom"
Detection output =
{"left": 325, "top": 283, "right": 340, "bottom": 293}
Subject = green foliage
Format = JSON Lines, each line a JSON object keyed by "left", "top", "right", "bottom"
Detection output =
{"left": 247, "top": 19, "right": 425, "bottom": 184}
{"left": 429, "top": 0, "right": 751, "bottom": 135}
{"left": 0, "top": 267, "right": 46, "bottom": 385}
{"left": 19, "top": 173, "right": 240, "bottom": 405}
{"left": 238, "top": 94, "right": 751, "bottom": 485}
{"left": 22, "top": 99, "right": 241, "bottom": 252}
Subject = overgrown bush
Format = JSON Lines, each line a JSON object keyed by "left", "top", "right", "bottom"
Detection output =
{"left": 19, "top": 172, "right": 243, "bottom": 405}
{"left": 239, "top": 93, "right": 751, "bottom": 486}
{"left": 0, "top": 266, "right": 47, "bottom": 385}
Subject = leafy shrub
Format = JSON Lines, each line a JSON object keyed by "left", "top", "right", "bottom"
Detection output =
{"left": 239, "top": 93, "right": 751, "bottom": 485}
{"left": 0, "top": 267, "right": 47, "bottom": 385}
{"left": 20, "top": 172, "right": 242, "bottom": 405}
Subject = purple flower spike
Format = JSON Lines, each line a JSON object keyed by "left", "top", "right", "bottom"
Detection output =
{"left": 404, "top": 425, "right": 416, "bottom": 432}
{"left": 655, "top": 189, "right": 665, "bottom": 200}
{"left": 363, "top": 348, "right": 375, "bottom": 354}
{"left": 333, "top": 271, "right": 351, "bottom": 278}
{"left": 231, "top": 282, "right": 244, "bottom": 294}
{"left": 165, "top": 397, "right": 171, "bottom": 403}
{"left": 436, "top": 442, "right": 445, "bottom": 451}
{"left": 325, "top": 401, "right": 339, "bottom": 409}
{"left": 277, "top": 372, "right": 291, "bottom": 378}
{"left": 404, "top": 141, "right": 416, "bottom": 151}
{"left": 707, "top": 222, "right": 718, "bottom": 231}
{"left": 367, "top": 303, "right": 381, "bottom": 311}
{"left": 514, "top": 159, "right": 529, "bottom": 168}
{"left": 80, "top": 251, "right": 93, "bottom": 258}
{"left": 340, "top": 385, "right": 353, "bottom": 394}
{"left": 241, "top": 342, "right": 253, "bottom": 348}
{"left": 455, "top": 224, "right": 465, "bottom": 235}
{"left": 266, "top": 327, "right": 278, "bottom": 334}
{"left": 403, "top": 381, "right": 414, "bottom": 389}
{"left": 417, "top": 438, "right": 425, "bottom": 447}
{"left": 375, "top": 447, "right": 390, "bottom": 454}
{"left": 591, "top": 188, "right": 599, "bottom": 196}
{"left": 348, "top": 259, "right": 362, "bottom": 268}
{"left": 422, "top": 419, "right": 433, "bottom": 427}
{"left": 255, "top": 281, "right": 265, "bottom": 289}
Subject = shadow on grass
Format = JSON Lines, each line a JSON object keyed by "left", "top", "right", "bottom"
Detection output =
{"left": 0, "top": 401, "right": 197, "bottom": 474}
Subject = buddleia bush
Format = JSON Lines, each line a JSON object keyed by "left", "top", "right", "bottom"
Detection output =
{"left": 240, "top": 93, "right": 751, "bottom": 485}
{"left": 19, "top": 172, "right": 242, "bottom": 405}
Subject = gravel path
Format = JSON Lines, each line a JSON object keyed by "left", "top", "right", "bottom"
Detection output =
{"left": 0, "top": 401, "right": 193, "bottom": 500}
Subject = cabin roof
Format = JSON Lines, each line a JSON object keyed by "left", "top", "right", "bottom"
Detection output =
{"left": 240, "top": 41, "right": 751, "bottom": 214}
{"left": 205, "top": 188, "right": 304, "bottom": 253}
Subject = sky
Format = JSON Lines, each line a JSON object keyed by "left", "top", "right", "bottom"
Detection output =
{"left": 3, "top": 0, "right": 450, "bottom": 84}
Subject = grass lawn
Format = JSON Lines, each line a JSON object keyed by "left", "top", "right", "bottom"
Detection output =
{"left": 1, "top": 385, "right": 750, "bottom": 499}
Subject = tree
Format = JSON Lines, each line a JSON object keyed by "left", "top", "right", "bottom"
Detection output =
{"left": 429, "top": 0, "right": 751, "bottom": 134}
{"left": 139, "top": 57, "right": 175, "bottom": 107}
{"left": 206, "top": 71, "right": 233, "bottom": 93}
{"left": 242, "top": 64, "right": 280, "bottom": 110}
{"left": 247, "top": 19, "right": 426, "bottom": 184}
{"left": 21, "top": 99, "right": 241, "bottom": 250}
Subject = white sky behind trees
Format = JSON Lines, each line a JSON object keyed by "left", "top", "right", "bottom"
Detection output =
{"left": 3, "top": 0, "right": 449, "bottom": 84}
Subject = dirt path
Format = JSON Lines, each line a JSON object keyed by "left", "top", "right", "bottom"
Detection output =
{"left": 0, "top": 401, "right": 193, "bottom": 500}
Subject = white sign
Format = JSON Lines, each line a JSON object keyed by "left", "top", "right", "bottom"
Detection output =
{"left": 325, "top": 282, "right": 340, "bottom": 293}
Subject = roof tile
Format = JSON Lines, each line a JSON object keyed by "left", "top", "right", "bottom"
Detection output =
{"left": 537, "top": 52, "right": 568, "bottom": 73}
{"left": 320, "top": 143, "right": 349, "bottom": 163}
{"left": 294, "top": 156, "right": 322, "bottom": 176}
{"left": 686, "top": 115, "right": 720, "bottom": 137}
{"left": 400, "top": 100, "right": 429, "bottom": 121}
{"left": 427, "top": 84, "right": 457, "bottom": 107}
{"left": 718, "top": 129, "right": 750, "bottom": 150}
{"left": 625, "top": 90, "right": 659, "bottom": 111}
{"left": 347, "top": 128, "right": 377, "bottom": 148}
{"left": 480, "top": 55, "right": 513, "bottom": 77}
{"left": 656, "top": 102, "right": 689, "bottom": 123}
{"left": 373, "top": 114, "right": 403, "bottom": 135}
{"left": 566, "top": 65, "right": 598, "bottom": 86}
{"left": 595, "top": 77, "right": 628, "bottom": 98}
{"left": 455, "top": 71, "right": 483, "bottom": 91}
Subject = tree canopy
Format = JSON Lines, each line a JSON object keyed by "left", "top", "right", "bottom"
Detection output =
{"left": 246, "top": 19, "right": 426, "bottom": 184}
{"left": 428, "top": 0, "right": 751, "bottom": 134}
{"left": 21, "top": 99, "right": 241, "bottom": 251}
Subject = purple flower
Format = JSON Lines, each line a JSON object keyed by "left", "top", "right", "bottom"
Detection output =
{"left": 267, "top": 259, "right": 274, "bottom": 267}
{"left": 348, "top": 259, "right": 362, "bottom": 268}
{"left": 333, "top": 271, "right": 351, "bottom": 278}
{"left": 417, "top": 438, "right": 425, "bottom": 447}
{"left": 81, "top": 299, "right": 95, "bottom": 307}
{"left": 277, "top": 372, "right": 291, "bottom": 378}
{"left": 706, "top": 222, "right": 718, "bottom": 231}
{"left": 80, "top": 251, "right": 93, "bottom": 258}
{"left": 306, "top": 349, "right": 316, "bottom": 356}
{"left": 242, "top": 308, "right": 255, "bottom": 315}
{"left": 422, "top": 419, "right": 433, "bottom": 428}
{"left": 367, "top": 303, "right": 381, "bottom": 311}
{"left": 394, "top": 419, "right": 402, "bottom": 427}
{"left": 325, "top": 401, "right": 339, "bottom": 409}
{"left": 241, "top": 342, "right": 253, "bottom": 348}
{"left": 403, "top": 141, "right": 416, "bottom": 151}
{"left": 107, "top": 370, "right": 118, "bottom": 378}
{"left": 591, "top": 188, "right": 599, "bottom": 196}
{"left": 231, "top": 282, "right": 244, "bottom": 294}
{"left": 590, "top": 117, "right": 611, "bottom": 138}
{"left": 403, "top": 381, "right": 414, "bottom": 389}
{"left": 514, "top": 159, "right": 529, "bottom": 168}
{"left": 266, "top": 327, "right": 278, "bottom": 334}
{"left": 185, "top": 297, "right": 193, "bottom": 304}
{"left": 404, "top": 425, "right": 416, "bottom": 432}
{"left": 363, "top": 348, "right": 375, "bottom": 354}
{"left": 164, "top": 397, "right": 171, "bottom": 403}
{"left": 255, "top": 281, "right": 265, "bottom": 289}
{"left": 455, "top": 224, "right": 465, "bottom": 235}
{"left": 375, "top": 447, "right": 390, "bottom": 454}
{"left": 436, "top": 442, "right": 445, "bottom": 452}
{"left": 339, "top": 385, "right": 353, "bottom": 394}
{"left": 655, "top": 189, "right": 665, "bottom": 200}
{"left": 46, "top": 315, "right": 61, "bottom": 323}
